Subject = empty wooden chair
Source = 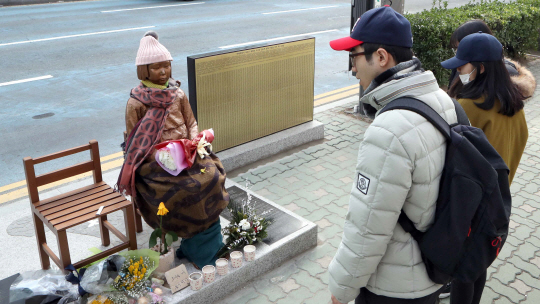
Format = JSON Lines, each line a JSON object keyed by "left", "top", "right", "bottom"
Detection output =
{"left": 23, "top": 140, "right": 137, "bottom": 272}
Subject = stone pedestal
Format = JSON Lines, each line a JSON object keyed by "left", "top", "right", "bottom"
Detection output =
{"left": 170, "top": 179, "right": 317, "bottom": 304}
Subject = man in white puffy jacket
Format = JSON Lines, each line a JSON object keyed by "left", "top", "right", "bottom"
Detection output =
{"left": 328, "top": 6, "right": 458, "bottom": 304}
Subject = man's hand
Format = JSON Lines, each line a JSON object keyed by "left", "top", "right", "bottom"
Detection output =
{"left": 331, "top": 295, "right": 345, "bottom": 304}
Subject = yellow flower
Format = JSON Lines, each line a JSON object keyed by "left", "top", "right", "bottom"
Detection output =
{"left": 157, "top": 202, "right": 169, "bottom": 216}
{"left": 200, "top": 168, "right": 206, "bottom": 174}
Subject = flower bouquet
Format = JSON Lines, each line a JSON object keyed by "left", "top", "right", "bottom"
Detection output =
{"left": 155, "top": 129, "right": 214, "bottom": 176}
{"left": 217, "top": 195, "right": 272, "bottom": 258}
{"left": 111, "top": 249, "right": 160, "bottom": 299}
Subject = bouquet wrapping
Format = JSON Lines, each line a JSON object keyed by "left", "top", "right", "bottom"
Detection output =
{"left": 155, "top": 129, "right": 214, "bottom": 175}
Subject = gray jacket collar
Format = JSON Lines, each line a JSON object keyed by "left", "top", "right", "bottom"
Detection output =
{"left": 360, "top": 58, "right": 439, "bottom": 117}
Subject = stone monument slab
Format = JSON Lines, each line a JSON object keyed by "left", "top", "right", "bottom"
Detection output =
{"left": 169, "top": 179, "right": 317, "bottom": 304}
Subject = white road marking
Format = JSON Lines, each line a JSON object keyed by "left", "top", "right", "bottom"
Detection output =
{"left": 219, "top": 29, "right": 339, "bottom": 49}
{"left": 263, "top": 5, "right": 339, "bottom": 15}
{"left": 0, "top": 26, "right": 155, "bottom": 47}
{"left": 101, "top": 2, "right": 205, "bottom": 13}
{"left": 0, "top": 75, "right": 53, "bottom": 87}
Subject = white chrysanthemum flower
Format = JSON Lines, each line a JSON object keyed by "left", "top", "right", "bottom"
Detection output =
{"left": 239, "top": 219, "right": 251, "bottom": 231}
{"left": 158, "top": 149, "right": 176, "bottom": 170}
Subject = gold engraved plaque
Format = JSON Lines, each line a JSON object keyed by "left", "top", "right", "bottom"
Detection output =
{"left": 187, "top": 38, "right": 315, "bottom": 152}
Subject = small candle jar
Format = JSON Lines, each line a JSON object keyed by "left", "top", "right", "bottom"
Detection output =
{"left": 230, "top": 251, "right": 243, "bottom": 268}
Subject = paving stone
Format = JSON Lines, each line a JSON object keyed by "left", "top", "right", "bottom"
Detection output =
{"left": 277, "top": 278, "right": 301, "bottom": 293}
{"left": 322, "top": 203, "right": 347, "bottom": 218}
{"left": 253, "top": 282, "right": 287, "bottom": 302}
{"left": 498, "top": 243, "right": 517, "bottom": 260}
{"left": 275, "top": 286, "right": 312, "bottom": 304}
{"left": 245, "top": 294, "right": 271, "bottom": 304}
{"left": 492, "top": 262, "right": 521, "bottom": 284}
{"left": 285, "top": 176, "right": 301, "bottom": 184}
{"left": 302, "top": 145, "right": 326, "bottom": 155}
{"left": 294, "top": 198, "right": 320, "bottom": 213}
{"left": 505, "top": 235, "right": 525, "bottom": 247}
{"left": 522, "top": 183, "right": 540, "bottom": 195}
{"left": 316, "top": 255, "right": 333, "bottom": 269}
{"left": 514, "top": 242, "right": 539, "bottom": 261}
{"left": 284, "top": 202, "right": 301, "bottom": 212}
{"left": 304, "top": 288, "right": 332, "bottom": 304}
{"left": 508, "top": 255, "right": 540, "bottom": 278}
{"left": 305, "top": 242, "right": 338, "bottom": 262}
{"left": 294, "top": 207, "right": 311, "bottom": 217}
{"left": 319, "top": 224, "right": 343, "bottom": 241}
{"left": 478, "top": 286, "right": 500, "bottom": 304}
{"left": 313, "top": 188, "right": 329, "bottom": 198}
{"left": 487, "top": 260, "right": 502, "bottom": 280}
{"left": 511, "top": 183, "right": 524, "bottom": 194}
{"left": 511, "top": 207, "right": 534, "bottom": 220}
{"left": 509, "top": 279, "right": 532, "bottom": 295}
{"left": 520, "top": 204, "right": 537, "bottom": 213}
{"left": 524, "top": 288, "right": 540, "bottom": 303}
{"left": 259, "top": 168, "right": 285, "bottom": 180}
{"left": 487, "top": 278, "right": 526, "bottom": 303}
{"left": 314, "top": 218, "right": 333, "bottom": 229}
{"left": 294, "top": 152, "right": 315, "bottom": 162}
{"left": 277, "top": 193, "right": 302, "bottom": 205}
{"left": 290, "top": 269, "right": 325, "bottom": 293}
{"left": 222, "top": 286, "right": 261, "bottom": 304}
{"left": 516, "top": 271, "right": 540, "bottom": 291}
{"left": 266, "top": 184, "right": 291, "bottom": 196}
{"left": 249, "top": 180, "right": 272, "bottom": 191}
{"left": 512, "top": 225, "right": 535, "bottom": 241}
{"left": 312, "top": 149, "right": 333, "bottom": 158}
{"left": 493, "top": 296, "right": 514, "bottom": 304}
{"left": 285, "top": 157, "right": 311, "bottom": 169}
{"left": 512, "top": 214, "right": 538, "bottom": 229}
{"left": 305, "top": 208, "right": 331, "bottom": 222}
{"left": 297, "top": 189, "right": 321, "bottom": 202}
{"left": 296, "top": 257, "right": 326, "bottom": 277}
{"left": 530, "top": 256, "right": 540, "bottom": 269}
{"left": 327, "top": 235, "right": 342, "bottom": 248}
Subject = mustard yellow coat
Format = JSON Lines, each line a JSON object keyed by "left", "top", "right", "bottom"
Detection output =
{"left": 458, "top": 97, "right": 528, "bottom": 184}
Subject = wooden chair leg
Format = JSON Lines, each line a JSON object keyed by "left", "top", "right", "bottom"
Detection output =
{"left": 32, "top": 213, "right": 50, "bottom": 270}
{"left": 56, "top": 230, "right": 71, "bottom": 273}
{"left": 99, "top": 215, "right": 111, "bottom": 246}
{"left": 124, "top": 205, "right": 138, "bottom": 250}
{"left": 135, "top": 209, "right": 143, "bottom": 233}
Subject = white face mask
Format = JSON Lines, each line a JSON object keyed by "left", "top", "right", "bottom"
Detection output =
{"left": 459, "top": 68, "right": 476, "bottom": 85}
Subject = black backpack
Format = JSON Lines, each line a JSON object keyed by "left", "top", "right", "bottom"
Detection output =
{"left": 380, "top": 97, "right": 512, "bottom": 284}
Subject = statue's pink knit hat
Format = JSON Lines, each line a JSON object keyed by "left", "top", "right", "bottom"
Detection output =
{"left": 135, "top": 33, "right": 173, "bottom": 66}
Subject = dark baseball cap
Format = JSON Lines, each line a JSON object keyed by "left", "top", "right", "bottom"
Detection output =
{"left": 441, "top": 32, "right": 503, "bottom": 69}
{"left": 330, "top": 5, "right": 413, "bottom": 51}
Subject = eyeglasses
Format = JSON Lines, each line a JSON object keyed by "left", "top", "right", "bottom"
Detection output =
{"left": 349, "top": 52, "right": 365, "bottom": 67}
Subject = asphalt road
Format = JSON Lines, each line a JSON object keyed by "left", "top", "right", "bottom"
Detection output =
{"left": 0, "top": 0, "right": 498, "bottom": 187}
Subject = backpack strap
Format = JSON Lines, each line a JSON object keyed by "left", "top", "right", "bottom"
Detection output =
{"left": 379, "top": 97, "right": 452, "bottom": 140}
{"left": 379, "top": 97, "right": 457, "bottom": 241}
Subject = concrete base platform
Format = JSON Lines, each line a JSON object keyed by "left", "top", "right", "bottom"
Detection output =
{"left": 216, "top": 120, "right": 324, "bottom": 172}
{"left": 170, "top": 179, "right": 318, "bottom": 304}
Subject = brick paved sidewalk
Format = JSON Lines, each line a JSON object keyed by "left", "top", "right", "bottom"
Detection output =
{"left": 221, "top": 57, "right": 540, "bottom": 304}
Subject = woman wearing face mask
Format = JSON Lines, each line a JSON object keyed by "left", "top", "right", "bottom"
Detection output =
{"left": 117, "top": 32, "right": 229, "bottom": 269}
{"left": 440, "top": 32, "right": 528, "bottom": 304}
{"left": 447, "top": 19, "right": 536, "bottom": 98}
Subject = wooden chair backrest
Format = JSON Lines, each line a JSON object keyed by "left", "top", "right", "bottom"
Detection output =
{"left": 23, "top": 140, "right": 102, "bottom": 204}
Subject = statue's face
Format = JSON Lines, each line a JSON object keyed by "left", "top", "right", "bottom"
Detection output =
{"left": 147, "top": 61, "right": 171, "bottom": 85}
